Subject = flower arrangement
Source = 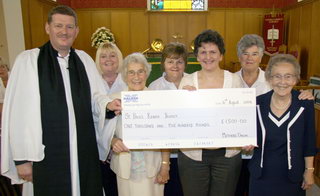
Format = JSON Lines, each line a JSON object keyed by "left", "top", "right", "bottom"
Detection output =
{"left": 91, "top": 27, "right": 115, "bottom": 48}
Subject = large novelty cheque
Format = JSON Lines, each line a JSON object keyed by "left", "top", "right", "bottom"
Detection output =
{"left": 121, "top": 89, "right": 256, "bottom": 149}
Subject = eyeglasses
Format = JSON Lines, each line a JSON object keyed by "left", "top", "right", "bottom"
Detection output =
{"left": 271, "top": 74, "right": 296, "bottom": 82}
{"left": 127, "top": 69, "right": 146, "bottom": 77}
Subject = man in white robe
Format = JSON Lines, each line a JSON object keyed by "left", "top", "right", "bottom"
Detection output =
{"left": 1, "top": 5, "right": 120, "bottom": 196}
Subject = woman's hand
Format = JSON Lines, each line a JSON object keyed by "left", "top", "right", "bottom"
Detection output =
{"left": 301, "top": 169, "right": 314, "bottom": 190}
{"left": 155, "top": 164, "right": 170, "bottom": 184}
{"left": 182, "top": 85, "right": 197, "bottom": 91}
{"left": 298, "top": 89, "right": 314, "bottom": 100}
{"left": 242, "top": 145, "right": 255, "bottom": 152}
{"left": 16, "top": 162, "right": 33, "bottom": 182}
{"left": 111, "top": 138, "right": 129, "bottom": 153}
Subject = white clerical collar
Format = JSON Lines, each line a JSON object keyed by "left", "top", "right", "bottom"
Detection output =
{"left": 58, "top": 50, "right": 71, "bottom": 59}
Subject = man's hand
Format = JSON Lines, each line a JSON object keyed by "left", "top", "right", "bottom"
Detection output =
{"left": 107, "top": 99, "right": 122, "bottom": 115}
{"left": 16, "top": 162, "right": 33, "bottom": 182}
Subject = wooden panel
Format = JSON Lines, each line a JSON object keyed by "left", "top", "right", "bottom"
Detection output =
{"left": 243, "top": 9, "right": 265, "bottom": 35}
{"left": 186, "top": 13, "right": 207, "bottom": 52}
{"left": 42, "top": 2, "right": 55, "bottom": 42}
{"left": 29, "top": 0, "right": 47, "bottom": 47}
{"left": 287, "top": 8, "right": 301, "bottom": 48}
{"left": 309, "top": 0, "right": 320, "bottom": 77}
{"left": 167, "top": 13, "right": 188, "bottom": 44}
{"left": 225, "top": 10, "right": 244, "bottom": 70}
{"left": 206, "top": 9, "right": 226, "bottom": 39}
{"left": 21, "top": 0, "right": 32, "bottom": 49}
{"left": 91, "top": 10, "right": 111, "bottom": 32}
{"left": 110, "top": 11, "right": 130, "bottom": 56}
{"left": 298, "top": 3, "right": 312, "bottom": 79}
{"left": 130, "top": 10, "right": 149, "bottom": 54}
{"left": 149, "top": 13, "right": 168, "bottom": 44}
{"left": 21, "top": 0, "right": 58, "bottom": 49}
{"left": 74, "top": 11, "right": 93, "bottom": 56}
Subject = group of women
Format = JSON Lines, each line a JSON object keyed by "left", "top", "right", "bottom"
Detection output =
{"left": 95, "top": 29, "right": 317, "bottom": 196}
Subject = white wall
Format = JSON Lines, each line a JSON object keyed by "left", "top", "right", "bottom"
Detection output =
{"left": 1, "top": 0, "right": 25, "bottom": 68}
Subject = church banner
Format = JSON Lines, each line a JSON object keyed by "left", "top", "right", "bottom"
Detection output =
{"left": 263, "top": 13, "right": 284, "bottom": 54}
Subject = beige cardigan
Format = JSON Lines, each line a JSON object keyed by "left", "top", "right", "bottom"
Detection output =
{"left": 109, "top": 88, "right": 162, "bottom": 179}
{"left": 178, "top": 71, "right": 242, "bottom": 161}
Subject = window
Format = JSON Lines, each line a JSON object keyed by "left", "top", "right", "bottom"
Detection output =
{"left": 148, "top": 0, "right": 208, "bottom": 11}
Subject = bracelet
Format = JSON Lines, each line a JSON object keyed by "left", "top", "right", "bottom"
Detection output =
{"left": 161, "top": 161, "right": 170, "bottom": 165}
{"left": 305, "top": 167, "right": 315, "bottom": 171}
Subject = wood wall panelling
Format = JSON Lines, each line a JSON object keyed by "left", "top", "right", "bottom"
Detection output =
{"left": 224, "top": 9, "right": 244, "bottom": 70}
{"left": 298, "top": 3, "right": 313, "bottom": 79}
{"left": 186, "top": 13, "right": 207, "bottom": 52}
{"left": 243, "top": 9, "right": 265, "bottom": 35}
{"left": 74, "top": 11, "right": 93, "bottom": 56}
{"left": 129, "top": 10, "right": 149, "bottom": 54}
{"left": 287, "top": 8, "right": 301, "bottom": 50}
{"left": 206, "top": 9, "right": 226, "bottom": 39}
{"left": 205, "top": 9, "right": 227, "bottom": 68}
{"left": 110, "top": 11, "right": 131, "bottom": 56}
{"left": 309, "top": 0, "right": 320, "bottom": 76}
{"left": 91, "top": 10, "right": 111, "bottom": 32}
{"left": 21, "top": 0, "right": 32, "bottom": 49}
{"left": 167, "top": 13, "right": 188, "bottom": 44}
{"left": 29, "top": 0, "right": 48, "bottom": 48}
{"left": 148, "top": 13, "right": 169, "bottom": 46}
{"left": 21, "top": 0, "right": 58, "bottom": 49}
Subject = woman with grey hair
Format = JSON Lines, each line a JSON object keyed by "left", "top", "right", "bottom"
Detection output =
{"left": 236, "top": 34, "right": 271, "bottom": 96}
{"left": 248, "top": 54, "right": 317, "bottom": 196}
{"left": 235, "top": 34, "right": 313, "bottom": 196}
{"left": 235, "top": 34, "right": 270, "bottom": 196}
{"left": 109, "top": 53, "right": 170, "bottom": 196}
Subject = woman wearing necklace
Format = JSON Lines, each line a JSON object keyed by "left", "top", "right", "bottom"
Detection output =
{"left": 248, "top": 54, "right": 317, "bottom": 196}
{"left": 235, "top": 34, "right": 313, "bottom": 196}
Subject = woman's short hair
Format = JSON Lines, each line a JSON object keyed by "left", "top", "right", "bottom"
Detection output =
{"left": 161, "top": 42, "right": 188, "bottom": 71}
{"left": 121, "top": 53, "right": 151, "bottom": 82}
{"left": 237, "top": 34, "right": 265, "bottom": 57}
{"left": 95, "top": 42, "right": 123, "bottom": 74}
{"left": 193, "top": 29, "right": 225, "bottom": 56}
{"left": 48, "top": 5, "right": 78, "bottom": 25}
{"left": 265, "top": 54, "right": 301, "bottom": 81}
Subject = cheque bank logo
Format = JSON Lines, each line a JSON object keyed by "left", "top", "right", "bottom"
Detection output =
{"left": 123, "top": 94, "right": 139, "bottom": 103}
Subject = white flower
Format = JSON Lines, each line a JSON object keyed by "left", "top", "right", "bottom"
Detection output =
{"left": 91, "top": 27, "right": 115, "bottom": 48}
